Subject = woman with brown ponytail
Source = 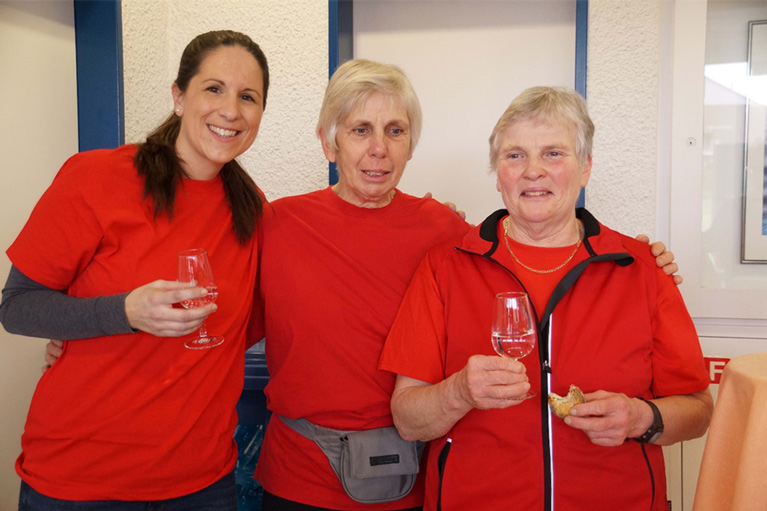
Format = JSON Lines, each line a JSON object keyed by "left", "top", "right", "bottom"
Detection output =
{"left": 0, "top": 30, "right": 268, "bottom": 510}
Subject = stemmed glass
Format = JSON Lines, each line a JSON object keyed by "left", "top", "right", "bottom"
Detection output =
{"left": 491, "top": 291, "right": 537, "bottom": 400}
{"left": 178, "top": 248, "right": 223, "bottom": 349}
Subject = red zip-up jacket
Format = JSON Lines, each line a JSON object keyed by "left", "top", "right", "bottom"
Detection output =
{"left": 380, "top": 208, "right": 709, "bottom": 511}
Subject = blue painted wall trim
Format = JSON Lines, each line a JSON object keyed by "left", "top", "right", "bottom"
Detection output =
{"left": 328, "top": 0, "right": 353, "bottom": 184}
{"left": 328, "top": 0, "right": 353, "bottom": 78}
{"left": 575, "top": 0, "right": 588, "bottom": 99}
{"left": 575, "top": 0, "right": 588, "bottom": 208}
{"left": 74, "top": 0, "right": 124, "bottom": 151}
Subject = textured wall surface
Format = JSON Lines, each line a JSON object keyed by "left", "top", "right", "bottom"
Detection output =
{"left": 122, "top": 0, "right": 330, "bottom": 200}
{"left": 587, "top": 0, "right": 661, "bottom": 237}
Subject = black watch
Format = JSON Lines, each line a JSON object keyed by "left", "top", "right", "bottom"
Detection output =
{"left": 635, "top": 399, "right": 664, "bottom": 444}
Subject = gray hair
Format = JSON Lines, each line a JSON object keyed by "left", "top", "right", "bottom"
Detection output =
{"left": 488, "top": 86, "right": 594, "bottom": 170}
{"left": 317, "top": 59, "right": 422, "bottom": 157}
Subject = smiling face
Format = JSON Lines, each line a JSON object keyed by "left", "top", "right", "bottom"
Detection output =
{"left": 172, "top": 45, "right": 264, "bottom": 180}
{"left": 321, "top": 91, "right": 412, "bottom": 208}
{"left": 495, "top": 116, "right": 591, "bottom": 243}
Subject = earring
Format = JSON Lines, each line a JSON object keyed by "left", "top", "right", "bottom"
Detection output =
{"left": 175, "top": 108, "right": 180, "bottom": 113}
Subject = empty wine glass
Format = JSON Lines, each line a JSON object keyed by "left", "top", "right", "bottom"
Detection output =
{"left": 178, "top": 248, "right": 223, "bottom": 349}
{"left": 491, "top": 291, "right": 537, "bottom": 399}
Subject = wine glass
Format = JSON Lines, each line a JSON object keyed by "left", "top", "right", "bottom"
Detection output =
{"left": 491, "top": 291, "right": 537, "bottom": 399}
{"left": 178, "top": 248, "right": 223, "bottom": 349}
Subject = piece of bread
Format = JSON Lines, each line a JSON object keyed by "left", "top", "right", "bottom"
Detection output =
{"left": 548, "top": 385, "right": 585, "bottom": 419}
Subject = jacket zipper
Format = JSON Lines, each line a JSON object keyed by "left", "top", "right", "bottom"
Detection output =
{"left": 456, "top": 247, "right": 555, "bottom": 510}
{"left": 436, "top": 437, "right": 452, "bottom": 511}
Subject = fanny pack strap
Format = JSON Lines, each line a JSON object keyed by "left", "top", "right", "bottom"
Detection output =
{"left": 279, "top": 415, "right": 351, "bottom": 479}
{"left": 279, "top": 415, "right": 352, "bottom": 440}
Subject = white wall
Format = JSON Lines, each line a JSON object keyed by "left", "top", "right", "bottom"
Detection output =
{"left": 0, "top": 1, "right": 79, "bottom": 508}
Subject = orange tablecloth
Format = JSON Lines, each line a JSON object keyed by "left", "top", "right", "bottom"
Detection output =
{"left": 694, "top": 352, "right": 767, "bottom": 510}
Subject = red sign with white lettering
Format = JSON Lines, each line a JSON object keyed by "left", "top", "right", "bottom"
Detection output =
{"left": 704, "top": 357, "right": 730, "bottom": 384}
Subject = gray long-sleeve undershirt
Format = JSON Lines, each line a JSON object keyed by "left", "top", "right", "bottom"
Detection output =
{"left": 0, "top": 265, "right": 135, "bottom": 340}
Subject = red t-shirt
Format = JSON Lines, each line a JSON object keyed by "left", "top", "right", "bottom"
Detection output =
{"left": 254, "top": 187, "right": 470, "bottom": 510}
{"left": 8, "top": 146, "right": 259, "bottom": 500}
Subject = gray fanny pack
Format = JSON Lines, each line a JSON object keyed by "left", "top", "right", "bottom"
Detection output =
{"left": 279, "top": 415, "right": 424, "bottom": 504}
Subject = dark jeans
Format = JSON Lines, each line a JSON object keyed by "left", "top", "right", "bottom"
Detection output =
{"left": 18, "top": 472, "right": 236, "bottom": 511}
{"left": 261, "top": 491, "right": 422, "bottom": 511}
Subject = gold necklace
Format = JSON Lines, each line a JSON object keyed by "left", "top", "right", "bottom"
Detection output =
{"left": 502, "top": 217, "right": 583, "bottom": 274}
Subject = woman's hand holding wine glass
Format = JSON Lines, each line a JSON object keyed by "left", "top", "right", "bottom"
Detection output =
{"left": 491, "top": 291, "right": 537, "bottom": 400}
{"left": 124, "top": 279, "right": 216, "bottom": 337}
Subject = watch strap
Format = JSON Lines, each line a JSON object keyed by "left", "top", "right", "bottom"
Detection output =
{"left": 635, "top": 399, "right": 664, "bottom": 444}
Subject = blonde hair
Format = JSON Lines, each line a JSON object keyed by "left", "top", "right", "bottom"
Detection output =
{"left": 488, "top": 86, "right": 594, "bottom": 170}
{"left": 317, "top": 59, "right": 422, "bottom": 157}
